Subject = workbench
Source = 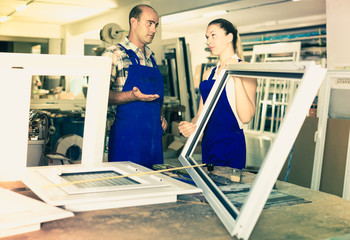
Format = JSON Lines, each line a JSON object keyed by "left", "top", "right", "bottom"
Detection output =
{"left": 1, "top": 170, "right": 350, "bottom": 240}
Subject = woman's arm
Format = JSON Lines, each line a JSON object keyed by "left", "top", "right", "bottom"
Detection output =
{"left": 221, "top": 58, "right": 257, "bottom": 124}
{"left": 178, "top": 66, "right": 214, "bottom": 137}
{"left": 233, "top": 76, "right": 257, "bottom": 124}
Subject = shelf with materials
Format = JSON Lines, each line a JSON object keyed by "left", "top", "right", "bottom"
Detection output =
{"left": 242, "top": 35, "right": 326, "bottom": 47}
{"left": 240, "top": 24, "right": 327, "bottom": 62}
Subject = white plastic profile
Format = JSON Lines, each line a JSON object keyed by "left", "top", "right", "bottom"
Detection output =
{"left": 178, "top": 61, "right": 326, "bottom": 239}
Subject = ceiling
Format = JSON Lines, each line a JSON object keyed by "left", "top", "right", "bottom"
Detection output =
{"left": 160, "top": 0, "right": 326, "bottom": 36}
{"left": 0, "top": 0, "right": 120, "bottom": 24}
{"left": 0, "top": 0, "right": 326, "bottom": 35}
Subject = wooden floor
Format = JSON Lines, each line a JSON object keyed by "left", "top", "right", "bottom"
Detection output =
{"left": 1, "top": 169, "right": 350, "bottom": 240}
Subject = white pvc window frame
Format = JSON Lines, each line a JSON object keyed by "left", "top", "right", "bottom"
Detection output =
{"left": 0, "top": 53, "right": 202, "bottom": 214}
{"left": 312, "top": 71, "right": 350, "bottom": 198}
{"left": 162, "top": 38, "right": 198, "bottom": 121}
{"left": 178, "top": 62, "right": 326, "bottom": 239}
{"left": 0, "top": 53, "right": 111, "bottom": 180}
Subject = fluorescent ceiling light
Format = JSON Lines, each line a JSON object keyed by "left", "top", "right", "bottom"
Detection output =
{"left": 202, "top": 10, "right": 228, "bottom": 18}
{"left": 162, "top": 9, "right": 228, "bottom": 25}
{"left": 0, "top": 16, "right": 10, "bottom": 22}
{"left": 162, "top": 12, "right": 200, "bottom": 24}
{"left": 16, "top": 4, "right": 29, "bottom": 11}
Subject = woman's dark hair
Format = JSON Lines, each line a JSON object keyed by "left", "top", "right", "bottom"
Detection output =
{"left": 208, "top": 18, "right": 243, "bottom": 59}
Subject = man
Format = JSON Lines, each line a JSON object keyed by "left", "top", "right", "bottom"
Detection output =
{"left": 103, "top": 4, "right": 167, "bottom": 169}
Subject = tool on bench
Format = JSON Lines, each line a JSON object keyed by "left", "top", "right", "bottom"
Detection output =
{"left": 206, "top": 163, "right": 239, "bottom": 185}
{"left": 155, "top": 163, "right": 241, "bottom": 186}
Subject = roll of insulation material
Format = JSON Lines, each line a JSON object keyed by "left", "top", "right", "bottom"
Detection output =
{"left": 55, "top": 134, "right": 83, "bottom": 161}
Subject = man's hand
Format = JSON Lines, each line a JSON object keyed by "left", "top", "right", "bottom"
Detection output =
{"left": 131, "top": 86, "right": 159, "bottom": 102}
{"left": 108, "top": 86, "right": 160, "bottom": 106}
{"left": 161, "top": 116, "right": 168, "bottom": 132}
{"left": 178, "top": 121, "right": 197, "bottom": 138}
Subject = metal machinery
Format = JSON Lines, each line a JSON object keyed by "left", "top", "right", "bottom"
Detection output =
{"left": 30, "top": 99, "right": 87, "bottom": 163}
{"left": 28, "top": 110, "right": 49, "bottom": 166}
{"left": 100, "top": 23, "right": 127, "bottom": 44}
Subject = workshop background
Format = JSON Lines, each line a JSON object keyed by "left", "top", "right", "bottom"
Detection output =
{"left": 0, "top": 0, "right": 350, "bottom": 196}
{"left": 0, "top": 0, "right": 350, "bottom": 240}
{"left": 1, "top": 0, "right": 349, "bottom": 200}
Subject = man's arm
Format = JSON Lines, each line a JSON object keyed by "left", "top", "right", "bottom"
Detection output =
{"left": 108, "top": 86, "right": 160, "bottom": 106}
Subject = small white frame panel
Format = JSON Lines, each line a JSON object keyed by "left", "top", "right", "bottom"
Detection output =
{"left": 23, "top": 161, "right": 201, "bottom": 212}
{"left": 250, "top": 41, "right": 301, "bottom": 63}
{"left": 178, "top": 62, "right": 326, "bottom": 239}
{"left": 36, "top": 164, "right": 169, "bottom": 195}
{"left": 0, "top": 188, "right": 73, "bottom": 238}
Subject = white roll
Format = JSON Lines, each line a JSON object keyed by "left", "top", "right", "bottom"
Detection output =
{"left": 55, "top": 134, "right": 83, "bottom": 160}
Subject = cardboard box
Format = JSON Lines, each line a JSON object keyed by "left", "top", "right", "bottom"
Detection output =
{"left": 171, "top": 121, "right": 181, "bottom": 137}
{"left": 162, "top": 133, "right": 174, "bottom": 151}
{"left": 168, "top": 140, "right": 185, "bottom": 154}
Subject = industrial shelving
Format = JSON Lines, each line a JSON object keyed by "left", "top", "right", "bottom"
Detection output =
{"left": 241, "top": 24, "right": 326, "bottom": 63}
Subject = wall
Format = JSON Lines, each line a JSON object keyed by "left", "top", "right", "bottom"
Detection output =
{"left": 62, "top": 7, "right": 128, "bottom": 56}
{"left": 162, "top": 31, "right": 210, "bottom": 80}
{"left": 315, "top": 0, "right": 350, "bottom": 197}
{"left": 64, "top": 3, "right": 165, "bottom": 61}
{"left": 0, "top": 21, "right": 62, "bottom": 39}
{"left": 49, "top": 39, "right": 62, "bottom": 55}
{"left": 326, "top": 0, "right": 350, "bottom": 70}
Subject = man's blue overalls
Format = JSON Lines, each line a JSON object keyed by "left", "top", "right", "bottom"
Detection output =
{"left": 108, "top": 44, "right": 164, "bottom": 169}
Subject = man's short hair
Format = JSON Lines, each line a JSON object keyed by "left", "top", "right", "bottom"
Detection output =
{"left": 129, "top": 4, "right": 158, "bottom": 29}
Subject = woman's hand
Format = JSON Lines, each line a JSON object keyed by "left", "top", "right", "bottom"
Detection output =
{"left": 221, "top": 57, "right": 240, "bottom": 69}
{"left": 178, "top": 121, "right": 197, "bottom": 138}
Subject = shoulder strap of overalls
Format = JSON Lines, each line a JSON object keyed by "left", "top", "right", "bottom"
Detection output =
{"left": 118, "top": 43, "right": 140, "bottom": 65}
{"left": 150, "top": 55, "right": 158, "bottom": 69}
{"left": 210, "top": 58, "right": 242, "bottom": 80}
{"left": 208, "top": 66, "right": 217, "bottom": 80}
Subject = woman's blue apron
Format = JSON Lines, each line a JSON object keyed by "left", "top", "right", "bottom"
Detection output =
{"left": 199, "top": 66, "right": 246, "bottom": 169}
{"left": 108, "top": 44, "right": 164, "bottom": 169}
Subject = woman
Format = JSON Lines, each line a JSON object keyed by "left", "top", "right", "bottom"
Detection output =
{"left": 178, "top": 18, "right": 257, "bottom": 170}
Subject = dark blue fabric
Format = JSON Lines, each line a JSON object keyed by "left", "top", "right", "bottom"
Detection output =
{"left": 199, "top": 66, "right": 246, "bottom": 169}
{"left": 108, "top": 44, "right": 164, "bottom": 168}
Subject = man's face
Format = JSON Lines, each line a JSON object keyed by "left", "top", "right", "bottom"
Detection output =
{"left": 133, "top": 7, "right": 159, "bottom": 46}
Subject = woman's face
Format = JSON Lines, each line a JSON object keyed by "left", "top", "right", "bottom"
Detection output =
{"left": 205, "top": 24, "right": 232, "bottom": 56}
